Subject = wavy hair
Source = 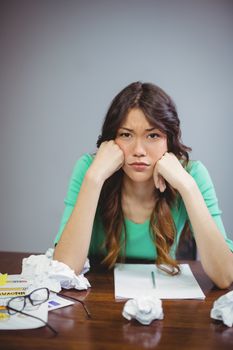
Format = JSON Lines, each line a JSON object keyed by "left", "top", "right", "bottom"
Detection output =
{"left": 97, "top": 82, "right": 191, "bottom": 274}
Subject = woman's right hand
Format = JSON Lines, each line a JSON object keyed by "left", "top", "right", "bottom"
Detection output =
{"left": 87, "top": 141, "right": 125, "bottom": 183}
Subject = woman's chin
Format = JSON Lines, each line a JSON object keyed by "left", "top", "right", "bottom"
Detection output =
{"left": 123, "top": 171, "right": 153, "bottom": 183}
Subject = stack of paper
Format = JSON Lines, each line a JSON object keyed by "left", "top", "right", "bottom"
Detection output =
{"left": 114, "top": 264, "right": 205, "bottom": 300}
{"left": 0, "top": 273, "right": 75, "bottom": 330}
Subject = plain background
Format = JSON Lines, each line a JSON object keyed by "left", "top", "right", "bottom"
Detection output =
{"left": 1, "top": 0, "right": 232, "bottom": 253}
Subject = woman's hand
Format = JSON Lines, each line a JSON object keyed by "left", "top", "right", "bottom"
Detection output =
{"left": 88, "top": 141, "right": 124, "bottom": 183}
{"left": 153, "top": 152, "right": 192, "bottom": 192}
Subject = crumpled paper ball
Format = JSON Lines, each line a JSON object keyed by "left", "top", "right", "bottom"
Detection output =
{"left": 210, "top": 290, "right": 233, "bottom": 327}
{"left": 21, "top": 248, "right": 91, "bottom": 293}
{"left": 122, "top": 295, "right": 164, "bottom": 325}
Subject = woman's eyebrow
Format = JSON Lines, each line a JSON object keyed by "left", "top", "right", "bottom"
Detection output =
{"left": 118, "top": 127, "right": 133, "bottom": 131}
{"left": 146, "top": 127, "right": 157, "bottom": 131}
{"left": 119, "top": 127, "right": 158, "bottom": 132}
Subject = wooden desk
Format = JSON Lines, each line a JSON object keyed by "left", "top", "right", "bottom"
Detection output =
{"left": 0, "top": 252, "right": 233, "bottom": 350}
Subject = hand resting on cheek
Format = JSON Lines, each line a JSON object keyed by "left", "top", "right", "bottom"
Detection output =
{"left": 153, "top": 152, "right": 191, "bottom": 193}
{"left": 90, "top": 141, "right": 125, "bottom": 183}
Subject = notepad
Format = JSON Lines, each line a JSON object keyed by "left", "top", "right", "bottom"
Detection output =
{"left": 114, "top": 264, "right": 205, "bottom": 300}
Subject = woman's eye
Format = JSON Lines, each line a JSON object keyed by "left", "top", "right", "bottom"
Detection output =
{"left": 119, "top": 132, "right": 131, "bottom": 138}
{"left": 148, "top": 133, "right": 159, "bottom": 139}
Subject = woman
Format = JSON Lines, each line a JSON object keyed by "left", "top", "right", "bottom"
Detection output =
{"left": 54, "top": 81, "right": 233, "bottom": 288}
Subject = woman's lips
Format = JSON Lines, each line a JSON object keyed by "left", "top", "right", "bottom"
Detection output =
{"left": 129, "top": 162, "right": 149, "bottom": 171}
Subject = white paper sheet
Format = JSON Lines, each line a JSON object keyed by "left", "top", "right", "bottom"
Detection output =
{"left": 114, "top": 263, "right": 205, "bottom": 300}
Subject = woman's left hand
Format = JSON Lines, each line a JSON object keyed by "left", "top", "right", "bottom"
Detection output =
{"left": 153, "top": 152, "right": 191, "bottom": 192}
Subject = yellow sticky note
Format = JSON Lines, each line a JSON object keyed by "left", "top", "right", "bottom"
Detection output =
{"left": 0, "top": 274, "right": 8, "bottom": 286}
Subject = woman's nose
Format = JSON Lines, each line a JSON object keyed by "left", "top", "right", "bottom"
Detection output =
{"left": 133, "top": 138, "right": 146, "bottom": 157}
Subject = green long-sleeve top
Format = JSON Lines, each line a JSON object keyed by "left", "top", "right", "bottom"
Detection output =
{"left": 54, "top": 154, "right": 233, "bottom": 259}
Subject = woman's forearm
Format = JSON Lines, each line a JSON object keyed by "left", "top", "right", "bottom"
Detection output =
{"left": 54, "top": 141, "right": 124, "bottom": 274}
{"left": 53, "top": 169, "right": 104, "bottom": 274}
{"left": 179, "top": 178, "right": 233, "bottom": 288}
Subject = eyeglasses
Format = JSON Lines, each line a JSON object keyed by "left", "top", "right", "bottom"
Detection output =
{"left": 7, "top": 287, "right": 50, "bottom": 314}
{"left": 6, "top": 288, "right": 91, "bottom": 336}
{"left": 6, "top": 287, "right": 57, "bottom": 336}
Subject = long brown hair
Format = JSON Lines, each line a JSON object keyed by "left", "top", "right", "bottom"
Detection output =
{"left": 97, "top": 82, "right": 191, "bottom": 274}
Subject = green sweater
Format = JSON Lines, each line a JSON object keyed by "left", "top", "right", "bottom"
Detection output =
{"left": 54, "top": 154, "right": 233, "bottom": 259}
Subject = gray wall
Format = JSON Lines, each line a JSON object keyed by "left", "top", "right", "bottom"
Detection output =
{"left": 1, "top": 0, "right": 232, "bottom": 253}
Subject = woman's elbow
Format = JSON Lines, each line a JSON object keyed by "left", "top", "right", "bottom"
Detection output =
{"left": 213, "top": 273, "right": 233, "bottom": 289}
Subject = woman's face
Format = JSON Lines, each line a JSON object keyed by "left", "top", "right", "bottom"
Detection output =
{"left": 115, "top": 108, "right": 168, "bottom": 183}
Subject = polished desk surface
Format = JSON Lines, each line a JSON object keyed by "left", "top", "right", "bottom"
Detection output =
{"left": 0, "top": 252, "right": 233, "bottom": 350}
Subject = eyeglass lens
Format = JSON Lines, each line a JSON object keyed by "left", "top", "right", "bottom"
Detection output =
{"left": 29, "top": 288, "right": 49, "bottom": 305}
{"left": 7, "top": 297, "right": 25, "bottom": 315}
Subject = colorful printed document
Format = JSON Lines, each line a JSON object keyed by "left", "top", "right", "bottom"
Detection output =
{"left": 114, "top": 263, "right": 205, "bottom": 300}
{"left": 0, "top": 274, "right": 29, "bottom": 299}
{"left": 0, "top": 273, "right": 47, "bottom": 330}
